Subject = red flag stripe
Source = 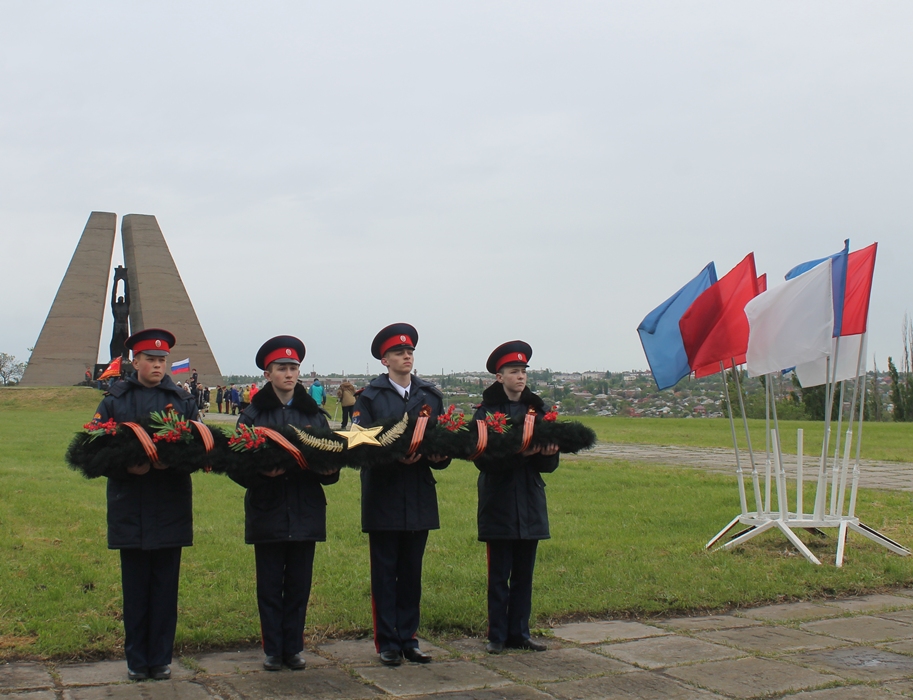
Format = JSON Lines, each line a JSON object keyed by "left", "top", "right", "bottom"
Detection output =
{"left": 680, "top": 253, "right": 760, "bottom": 370}
{"left": 840, "top": 243, "right": 877, "bottom": 337}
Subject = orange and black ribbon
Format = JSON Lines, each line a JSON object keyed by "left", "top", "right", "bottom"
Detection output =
{"left": 407, "top": 405, "right": 432, "bottom": 456}
{"left": 517, "top": 407, "right": 537, "bottom": 454}
{"left": 258, "top": 427, "right": 308, "bottom": 470}
{"left": 189, "top": 420, "right": 215, "bottom": 472}
{"left": 121, "top": 422, "right": 160, "bottom": 465}
{"left": 468, "top": 419, "right": 489, "bottom": 460}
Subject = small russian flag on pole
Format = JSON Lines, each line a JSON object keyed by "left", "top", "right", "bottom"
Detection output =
{"left": 171, "top": 358, "right": 191, "bottom": 374}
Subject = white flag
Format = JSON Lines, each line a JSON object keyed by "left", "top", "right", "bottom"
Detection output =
{"left": 745, "top": 261, "right": 834, "bottom": 377}
{"left": 794, "top": 334, "right": 867, "bottom": 388}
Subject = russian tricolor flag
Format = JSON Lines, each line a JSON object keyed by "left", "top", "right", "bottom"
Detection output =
{"left": 171, "top": 358, "right": 190, "bottom": 374}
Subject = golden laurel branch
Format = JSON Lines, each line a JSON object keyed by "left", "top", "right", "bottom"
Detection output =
{"left": 378, "top": 414, "right": 409, "bottom": 446}
{"left": 290, "top": 426, "right": 345, "bottom": 453}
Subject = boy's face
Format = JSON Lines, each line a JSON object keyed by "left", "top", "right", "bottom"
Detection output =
{"left": 264, "top": 362, "right": 300, "bottom": 392}
{"left": 381, "top": 347, "right": 414, "bottom": 375}
{"left": 132, "top": 352, "right": 167, "bottom": 387}
{"left": 497, "top": 365, "right": 527, "bottom": 395}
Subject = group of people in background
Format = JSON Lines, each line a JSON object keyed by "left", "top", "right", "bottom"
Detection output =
{"left": 211, "top": 377, "right": 335, "bottom": 417}
{"left": 87, "top": 323, "right": 560, "bottom": 681}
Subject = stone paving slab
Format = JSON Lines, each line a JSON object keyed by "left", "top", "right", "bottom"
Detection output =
{"left": 696, "top": 625, "right": 848, "bottom": 653}
{"left": 597, "top": 634, "right": 744, "bottom": 669}
{"left": 61, "top": 680, "right": 213, "bottom": 699}
{"left": 3, "top": 692, "right": 56, "bottom": 700}
{"left": 408, "top": 687, "right": 557, "bottom": 700}
{"left": 820, "top": 594, "right": 913, "bottom": 613}
{"left": 56, "top": 659, "right": 194, "bottom": 685}
{"left": 876, "top": 608, "right": 913, "bottom": 625}
{"left": 664, "top": 656, "right": 841, "bottom": 698}
{"left": 0, "top": 663, "right": 54, "bottom": 690}
{"left": 658, "top": 614, "right": 762, "bottom": 632}
{"left": 193, "top": 648, "right": 329, "bottom": 674}
{"left": 883, "top": 678, "right": 913, "bottom": 695}
{"left": 442, "top": 637, "right": 495, "bottom": 657}
{"left": 550, "top": 620, "right": 669, "bottom": 644}
{"left": 737, "top": 601, "right": 843, "bottom": 622}
{"left": 778, "top": 687, "right": 901, "bottom": 700}
{"left": 801, "top": 615, "right": 913, "bottom": 643}
{"left": 222, "top": 667, "right": 379, "bottom": 698}
{"left": 319, "top": 637, "right": 450, "bottom": 666}
{"left": 443, "top": 637, "right": 566, "bottom": 657}
{"left": 789, "top": 646, "right": 913, "bottom": 681}
{"left": 879, "top": 638, "right": 913, "bottom": 656}
{"left": 483, "top": 647, "right": 631, "bottom": 682}
{"left": 355, "top": 660, "right": 511, "bottom": 697}
{"left": 544, "top": 669, "right": 727, "bottom": 699}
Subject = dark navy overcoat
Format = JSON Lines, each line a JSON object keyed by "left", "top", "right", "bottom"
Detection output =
{"left": 354, "top": 374, "right": 450, "bottom": 532}
{"left": 473, "top": 384, "right": 559, "bottom": 541}
{"left": 94, "top": 374, "right": 199, "bottom": 550}
{"left": 231, "top": 383, "right": 339, "bottom": 544}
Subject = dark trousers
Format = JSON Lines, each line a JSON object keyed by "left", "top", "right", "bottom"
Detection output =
{"left": 486, "top": 540, "right": 538, "bottom": 644}
{"left": 368, "top": 530, "right": 428, "bottom": 653}
{"left": 254, "top": 541, "right": 316, "bottom": 658}
{"left": 340, "top": 405, "right": 354, "bottom": 429}
{"left": 120, "top": 547, "right": 182, "bottom": 670}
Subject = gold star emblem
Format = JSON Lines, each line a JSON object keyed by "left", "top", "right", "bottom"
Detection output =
{"left": 334, "top": 423, "right": 384, "bottom": 448}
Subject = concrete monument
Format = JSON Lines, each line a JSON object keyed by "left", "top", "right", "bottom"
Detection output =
{"left": 21, "top": 212, "right": 117, "bottom": 387}
{"left": 21, "top": 212, "right": 222, "bottom": 387}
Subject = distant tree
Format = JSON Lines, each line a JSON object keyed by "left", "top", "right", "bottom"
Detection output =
{"left": 0, "top": 353, "right": 27, "bottom": 385}
{"left": 866, "top": 360, "right": 885, "bottom": 422}
{"left": 888, "top": 313, "right": 913, "bottom": 422}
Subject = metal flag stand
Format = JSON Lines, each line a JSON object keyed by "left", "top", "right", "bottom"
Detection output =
{"left": 705, "top": 338, "right": 910, "bottom": 566}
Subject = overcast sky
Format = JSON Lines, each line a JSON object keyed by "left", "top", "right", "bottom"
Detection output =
{"left": 2, "top": 2, "right": 911, "bottom": 379}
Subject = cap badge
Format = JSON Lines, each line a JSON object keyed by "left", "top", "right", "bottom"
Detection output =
{"left": 400, "top": 335, "right": 406, "bottom": 342}
{"left": 285, "top": 349, "right": 292, "bottom": 356}
{"left": 155, "top": 340, "right": 162, "bottom": 348}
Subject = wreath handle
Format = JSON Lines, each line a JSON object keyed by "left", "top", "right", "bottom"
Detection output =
{"left": 258, "top": 427, "right": 308, "bottom": 470}
{"left": 121, "top": 422, "right": 160, "bottom": 465}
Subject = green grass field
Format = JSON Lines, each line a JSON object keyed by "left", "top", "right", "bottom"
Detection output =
{"left": 2, "top": 387, "right": 913, "bottom": 661}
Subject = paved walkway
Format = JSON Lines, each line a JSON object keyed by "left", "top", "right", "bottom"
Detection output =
{"left": 7, "top": 591, "right": 913, "bottom": 698}
{"left": 574, "top": 443, "right": 913, "bottom": 493}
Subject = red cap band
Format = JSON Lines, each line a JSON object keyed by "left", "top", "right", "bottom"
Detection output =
{"left": 132, "top": 338, "right": 170, "bottom": 354}
{"left": 379, "top": 334, "right": 414, "bottom": 357}
{"left": 264, "top": 347, "right": 300, "bottom": 366}
{"left": 496, "top": 352, "right": 528, "bottom": 372}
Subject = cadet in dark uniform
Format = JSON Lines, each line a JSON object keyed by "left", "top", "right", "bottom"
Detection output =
{"left": 230, "top": 336, "right": 339, "bottom": 671}
{"left": 473, "top": 341, "right": 559, "bottom": 654}
{"left": 92, "top": 329, "right": 199, "bottom": 681}
{"left": 354, "top": 323, "right": 451, "bottom": 665}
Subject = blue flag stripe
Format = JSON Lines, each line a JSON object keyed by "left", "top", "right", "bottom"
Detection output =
{"left": 637, "top": 262, "right": 717, "bottom": 390}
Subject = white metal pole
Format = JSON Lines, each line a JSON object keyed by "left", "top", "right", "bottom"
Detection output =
{"left": 848, "top": 336, "right": 869, "bottom": 519}
{"left": 721, "top": 362, "right": 748, "bottom": 516}
{"left": 732, "top": 359, "right": 763, "bottom": 516}
{"left": 765, "top": 377, "right": 772, "bottom": 513}
{"left": 769, "top": 382, "right": 788, "bottom": 519}
{"left": 837, "top": 340, "right": 865, "bottom": 517}
{"left": 796, "top": 428, "right": 804, "bottom": 519}
{"left": 829, "top": 380, "right": 846, "bottom": 516}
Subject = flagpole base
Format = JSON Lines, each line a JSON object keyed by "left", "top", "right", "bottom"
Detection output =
{"left": 707, "top": 513, "right": 910, "bottom": 566}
